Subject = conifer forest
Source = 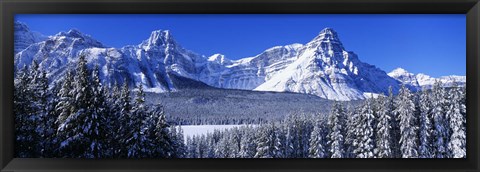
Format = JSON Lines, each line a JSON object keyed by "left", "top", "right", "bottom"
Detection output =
{"left": 14, "top": 55, "right": 466, "bottom": 158}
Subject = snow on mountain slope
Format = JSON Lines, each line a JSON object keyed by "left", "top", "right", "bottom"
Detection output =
{"left": 197, "top": 43, "right": 303, "bottom": 90}
{"left": 388, "top": 68, "right": 466, "bottom": 89}
{"left": 14, "top": 21, "right": 47, "bottom": 54}
{"left": 15, "top": 22, "right": 461, "bottom": 100}
{"left": 255, "top": 28, "right": 401, "bottom": 100}
{"left": 14, "top": 28, "right": 205, "bottom": 92}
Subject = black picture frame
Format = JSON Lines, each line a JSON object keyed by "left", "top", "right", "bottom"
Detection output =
{"left": 1, "top": 0, "right": 479, "bottom": 172}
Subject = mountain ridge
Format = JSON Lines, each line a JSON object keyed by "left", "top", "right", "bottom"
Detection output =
{"left": 14, "top": 21, "right": 465, "bottom": 100}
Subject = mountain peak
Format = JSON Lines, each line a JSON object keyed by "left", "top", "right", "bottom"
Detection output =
{"left": 14, "top": 21, "right": 47, "bottom": 53}
{"left": 307, "top": 27, "right": 344, "bottom": 51}
{"left": 53, "top": 29, "right": 105, "bottom": 48}
{"left": 14, "top": 21, "right": 30, "bottom": 32}
{"left": 388, "top": 68, "right": 412, "bottom": 76}
{"left": 388, "top": 68, "right": 413, "bottom": 78}
{"left": 208, "top": 53, "right": 232, "bottom": 65}
{"left": 67, "top": 29, "right": 85, "bottom": 38}
{"left": 141, "top": 29, "right": 175, "bottom": 48}
{"left": 315, "top": 27, "right": 341, "bottom": 42}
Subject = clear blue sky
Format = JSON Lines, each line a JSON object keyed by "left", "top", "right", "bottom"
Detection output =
{"left": 15, "top": 14, "right": 465, "bottom": 77}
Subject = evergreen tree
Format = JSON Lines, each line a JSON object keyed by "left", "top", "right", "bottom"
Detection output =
{"left": 176, "top": 126, "right": 187, "bottom": 158}
{"left": 83, "top": 65, "right": 109, "bottom": 158}
{"left": 186, "top": 136, "right": 197, "bottom": 158}
{"left": 254, "top": 123, "right": 277, "bottom": 158}
{"left": 447, "top": 82, "right": 466, "bottom": 158}
{"left": 55, "top": 70, "right": 74, "bottom": 131}
{"left": 107, "top": 82, "right": 122, "bottom": 157}
{"left": 309, "top": 115, "right": 328, "bottom": 158}
{"left": 431, "top": 81, "right": 449, "bottom": 158}
{"left": 344, "top": 106, "right": 357, "bottom": 158}
{"left": 418, "top": 88, "right": 433, "bottom": 158}
{"left": 352, "top": 99, "right": 375, "bottom": 158}
{"left": 228, "top": 128, "right": 242, "bottom": 158}
{"left": 126, "top": 84, "right": 150, "bottom": 158}
{"left": 117, "top": 79, "right": 132, "bottom": 157}
{"left": 153, "top": 107, "right": 174, "bottom": 158}
{"left": 327, "top": 102, "right": 346, "bottom": 158}
{"left": 375, "top": 96, "right": 393, "bottom": 158}
{"left": 14, "top": 65, "right": 38, "bottom": 157}
{"left": 273, "top": 124, "right": 287, "bottom": 158}
{"left": 215, "top": 132, "right": 231, "bottom": 158}
{"left": 57, "top": 55, "right": 94, "bottom": 158}
{"left": 394, "top": 84, "right": 418, "bottom": 158}
{"left": 387, "top": 86, "right": 401, "bottom": 158}
{"left": 205, "top": 134, "right": 216, "bottom": 158}
{"left": 239, "top": 127, "right": 256, "bottom": 158}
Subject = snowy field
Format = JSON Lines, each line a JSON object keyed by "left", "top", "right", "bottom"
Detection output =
{"left": 179, "top": 125, "right": 253, "bottom": 141}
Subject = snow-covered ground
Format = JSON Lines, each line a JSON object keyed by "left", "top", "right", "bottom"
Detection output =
{"left": 179, "top": 125, "right": 253, "bottom": 141}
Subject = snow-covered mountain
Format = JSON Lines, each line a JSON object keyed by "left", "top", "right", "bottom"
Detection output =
{"left": 255, "top": 28, "right": 401, "bottom": 100}
{"left": 15, "top": 22, "right": 462, "bottom": 100}
{"left": 388, "top": 68, "right": 466, "bottom": 89}
{"left": 14, "top": 22, "right": 47, "bottom": 54}
{"left": 198, "top": 43, "right": 303, "bottom": 90}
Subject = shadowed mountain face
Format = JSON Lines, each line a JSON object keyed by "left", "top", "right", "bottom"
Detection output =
{"left": 14, "top": 22, "right": 464, "bottom": 100}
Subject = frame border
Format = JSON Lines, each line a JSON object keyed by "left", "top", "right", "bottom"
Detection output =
{"left": 1, "top": 0, "right": 479, "bottom": 172}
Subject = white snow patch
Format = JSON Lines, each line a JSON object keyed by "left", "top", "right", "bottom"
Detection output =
{"left": 363, "top": 92, "right": 385, "bottom": 99}
{"left": 179, "top": 125, "right": 254, "bottom": 142}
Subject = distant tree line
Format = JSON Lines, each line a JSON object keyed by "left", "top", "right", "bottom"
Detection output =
{"left": 185, "top": 84, "right": 466, "bottom": 158}
{"left": 14, "top": 56, "right": 185, "bottom": 158}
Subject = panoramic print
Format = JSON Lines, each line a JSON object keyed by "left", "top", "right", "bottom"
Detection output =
{"left": 13, "top": 14, "right": 466, "bottom": 158}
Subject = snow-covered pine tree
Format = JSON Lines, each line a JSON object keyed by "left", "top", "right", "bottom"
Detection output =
{"left": 117, "top": 79, "right": 132, "bottom": 157}
{"left": 205, "top": 133, "right": 216, "bottom": 158}
{"left": 107, "top": 81, "right": 122, "bottom": 157}
{"left": 26, "top": 61, "right": 46, "bottom": 157}
{"left": 431, "top": 81, "right": 449, "bottom": 158}
{"left": 55, "top": 70, "right": 74, "bottom": 131}
{"left": 186, "top": 136, "right": 197, "bottom": 158}
{"left": 195, "top": 134, "right": 208, "bottom": 158}
{"left": 228, "top": 127, "right": 242, "bottom": 158}
{"left": 58, "top": 55, "right": 94, "bottom": 158}
{"left": 352, "top": 99, "right": 375, "bottom": 158}
{"left": 370, "top": 96, "right": 380, "bottom": 151}
{"left": 309, "top": 115, "right": 328, "bottom": 158}
{"left": 173, "top": 125, "right": 187, "bottom": 158}
{"left": 447, "top": 82, "right": 466, "bottom": 158}
{"left": 130, "top": 84, "right": 154, "bottom": 158}
{"left": 35, "top": 69, "right": 59, "bottom": 157}
{"left": 327, "top": 102, "right": 346, "bottom": 158}
{"left": 273, "top": 124, "right": 287, "bottom": 158}
{"left": 153, "top": 107, "right": 174, "bottom": 158}
{"left": 44, "top": 73, "right": 62, "bottom": 157}
{"left": 254, "top": 123, "right": 276, "bottom": 158}
{"left": 14, "top": 65, "right": 38, "bottom": 157}
{"left": 375, "top": 96, "right": 393, "bottom": 158}
{"left": 388, "top": 86, "right": 401, "bottom": 158}
{"left": 83, "top": 65, "right": 109, "bottom": 158}
{"left": 54, "top": 69, "right": 75, "bottom": 157}
{"left": 284, "top": 114, "right": 299, "bottom": 158}
{"left": 394, "top": 84, "right": 419, "bottom": 158}
{"left": 344, "top": 106, "right": 357, "bottom": 158}
{"left": 215, "top": 132, "right": 231, "bottom": 158}
{"left": 239, "top": 127, "right": 256, "bottom": 158}
{"left": 418, "top": 87, "right": 433, "bottom": 158}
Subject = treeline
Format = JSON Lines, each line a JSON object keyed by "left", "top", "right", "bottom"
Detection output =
{"left": 14, "top": 56, "right": 186, "bottom": 158}
{"left": 185, "top": 84, "right": 466, "bottom": 158}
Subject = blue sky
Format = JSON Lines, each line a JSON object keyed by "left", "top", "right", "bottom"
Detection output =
{"left": 16, "top": 14, "right": 465, "bottom": 77}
